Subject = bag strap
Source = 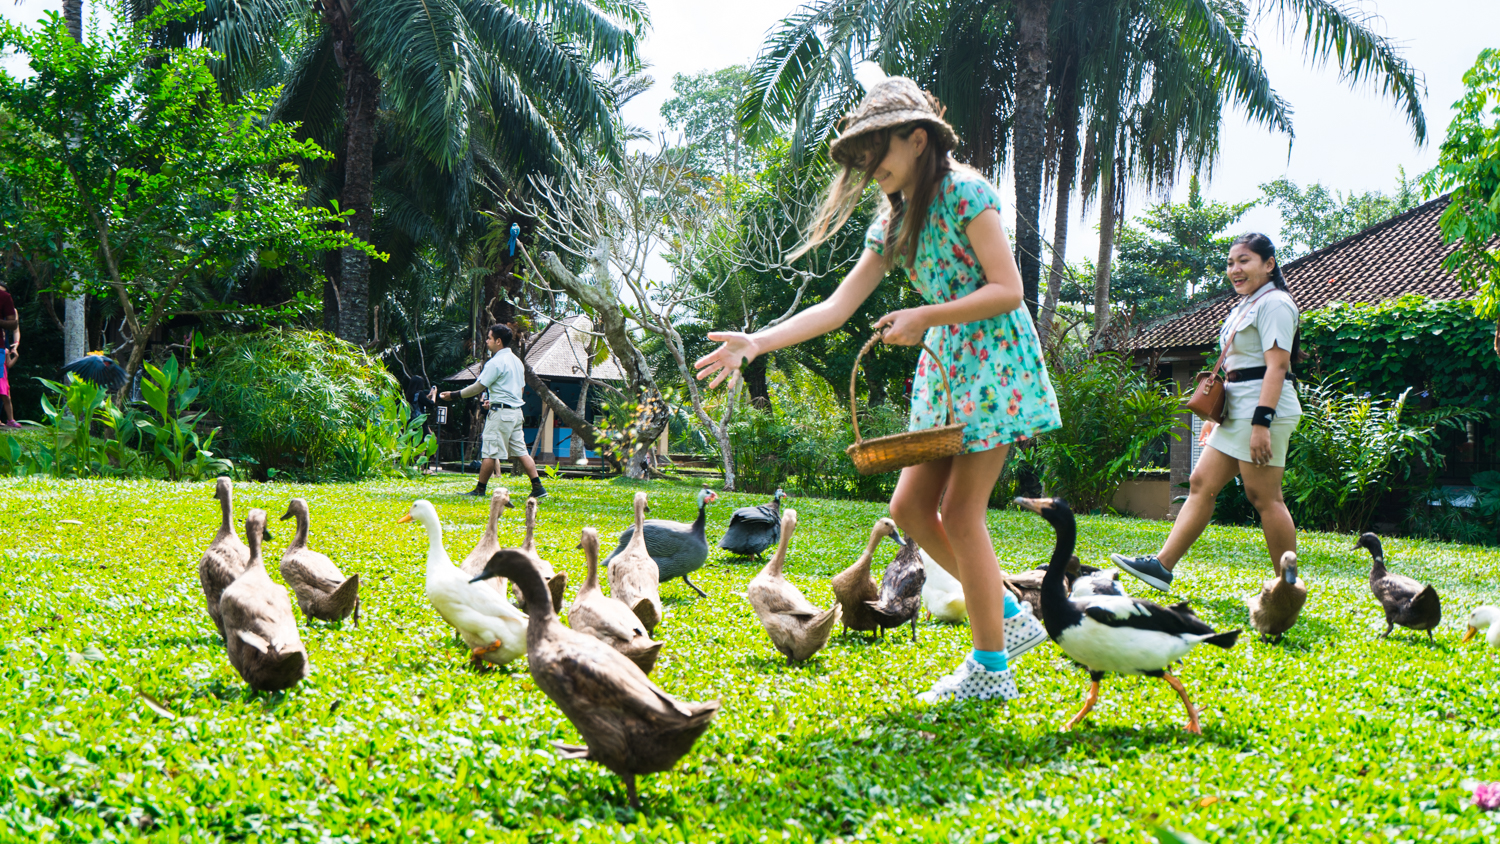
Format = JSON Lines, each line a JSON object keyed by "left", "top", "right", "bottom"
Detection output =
{"left": 1207, "top": 287, "right": 1271, "bottom": 378}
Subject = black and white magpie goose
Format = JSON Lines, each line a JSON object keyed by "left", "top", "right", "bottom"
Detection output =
{"left": 1016, "top": 497, "right": 1240, "bottom": 734}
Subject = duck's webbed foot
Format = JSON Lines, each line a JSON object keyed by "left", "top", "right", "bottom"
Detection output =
{"left": 1064, "top": 680, "right": 1101, "bottom": 731}
{"left": 1163, "top": 673, "right": 1201, "bottom": 735}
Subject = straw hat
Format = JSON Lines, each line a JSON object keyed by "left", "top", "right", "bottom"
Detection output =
{"left": 829, "top": 77, "right": 959, "bottom": 167}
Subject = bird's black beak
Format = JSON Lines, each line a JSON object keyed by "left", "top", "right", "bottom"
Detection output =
{"left": 280, "top": 510, "right": 293, "bottom": 521}
{"left": 262, "top": 528, "right": 273, "bottom": 541}
{"left": 1013, "top": 497, "right": 1045, "bottom": 514}
{"left": 1284, "top": 565, "right": 1298, "bottom": 585}
{"left": 887, "top": 532, "right": 905, "bottom": 548}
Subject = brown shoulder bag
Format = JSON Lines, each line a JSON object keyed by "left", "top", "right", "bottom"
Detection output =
{"left": 1184, "top": 302, "right": 1255, "bottom": 424}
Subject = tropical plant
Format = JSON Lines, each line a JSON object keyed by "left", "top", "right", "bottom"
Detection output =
{"left": 1422, "top": 48, "right": 1500, "bottom": 346}
{"left": 334, "top": 394, "right": 437, "bottom": 479}
{"left": 0, "top": 4, "right": 374, "bottom": 386}
{"left": 199, "top": 328, "right": 401, "bottom": 478}
{"left": 18, "top": 376, "right": 139, "bottom": 478}
{"left": 1026, "top": 351, "right": 1183, "bottom": 513}
{"left": 132, "top": 357, "right": 233, "bottom": 481}
{"left": 138, "top": 0, "right": 647, "bottom": 344}
{"left": 1283, "top": 381, "right": 1486, "bottom": 533}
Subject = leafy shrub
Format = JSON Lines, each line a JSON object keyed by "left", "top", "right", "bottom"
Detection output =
{"left": 130, "top": 357, "right": 232, "bottom": 480}
{"left": 333, "top": 394, "right": 437, "bottom": 480}
{"left": 200, "top": 329, "right": 404, "bottom": 478}
{"left": 0, "top": 376, "right": 140, "bottom": 477}
{"left": 1283, "top": 381, "right": 1486, "bottom": 533}
{"left": 1028, "top": 352, "right": 1184, "bottom": 513}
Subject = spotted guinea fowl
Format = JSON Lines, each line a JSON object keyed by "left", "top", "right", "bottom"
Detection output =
{"left": 866, "top": 530, "right": 925, "bottom": 641}
{"left": 831, "top": 517, "right": 903, "bottom": 636}
{"left": 608, "top": 493, "right": 663, "bottom": 634}
{"left": 459, "top": 488, "right": 514, "bottom": 599}
{"left": 718, "top": 488, "right": 786, "bottom": 560}
{"left": 569, "top": 527, "right": 663, "bottom": 673}
{"left": 1017, "top": 497, "right": 1239, "bottom": 735}
{"left": 1357, "top": 533, "right": 1441, "bottom": 639}
{"left": 279, "top": 498, "right": 360, "bottom": 624}
{"left": 746, "top": 509, "right": 841, "bottom": 663}
{"left": 198, "top": 477, "right": 250, "bottom": 639}
{"left": 219, "top": 508, "right": 309, "bottom": 692}
{"left": 605, "top": 487, "right": 719, "bottom": 598}
{"left": 470, "top": 547, "right": 718, "bottom": 810}
{"left": 1247, "top": 551, "right": 1307, "bottom": 642}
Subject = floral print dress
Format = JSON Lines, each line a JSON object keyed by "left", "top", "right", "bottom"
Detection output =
{"left": 865, "top": 167, "right": 1061, "bottom": 454}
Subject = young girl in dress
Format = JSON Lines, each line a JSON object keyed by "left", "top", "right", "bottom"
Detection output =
{"left": 694, "top": 78, "right": 1061, "bottom": 702}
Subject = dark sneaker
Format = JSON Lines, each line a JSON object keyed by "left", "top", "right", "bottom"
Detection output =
{"left": 461, "top": 487, "right": 488, "bottom": 497}
{"left": 1110, "top": 553, "right": 1173, "bottom": 592}
{"left": 530, "top": 482, "right": 548, "bottom": 500}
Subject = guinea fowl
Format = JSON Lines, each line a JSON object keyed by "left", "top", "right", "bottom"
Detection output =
{"left": 219, "top": 509, "right": 309, "bottom": 692}
{"left": 719, "top": 488, "right": 786, "bottom": 559}
{"left": 198, "top": 477, "right": 251, "bottom": 639}
{"left": 569, "top": 527, "right": 663, "bottom": 673}
{"left": 608, "top": 493, "right": 664, "bottom": 634}
{"left": 279, "top": 498, "right": 360, "bottom": 624}
{"left": 1357, "top": 533, "right": 1441, "bottom": 639}
{"left": 513, "top": 497, "right": 567, "bottom": 614}
{"left": 1017, "top": 497, "right": 1239, "bottom": 735}
{"left": 866, "top": 530, "right": 925, "bottom": 641}
{"left": 460, "top": 488, "right": 514, "bottom": 599}
{"left": 1247, "top": 551, "right": 1307, "bottom": 642}
{"left": 606, "top": 487, "right": 720, "bottom": 597}
{"left": 470, "top": 547, "right": 718, "bottom": 810}
{"left": 831, "top": 517, "right": 903, "bottom": 636}
{"left": 746, "top": 510, "right": 842, "bottom": 662}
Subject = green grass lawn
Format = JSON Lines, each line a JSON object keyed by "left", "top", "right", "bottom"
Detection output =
{"left": 1, "top": 474, "right": 1498, "bottom": 842}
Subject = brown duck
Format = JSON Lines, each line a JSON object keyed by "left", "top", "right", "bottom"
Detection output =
{"left": 747, "top": 510, "right": 842, "bottom": 663}
{"left": 470, "top": 547, "right": 718, "bottom": 809}
{"left": 830, "top": 517, "right": 902, "bottom": 636}
{"left": 1357, "top": 533, "right": 1442, "bottom": 639}
{"left": 866, "top": 530, "right": 924, "bottom": 641}
{"left": 512, "top": 497, "right": 567, "bottom": 613}
{"left": 279, "top": 498, "right": 360, "bottom": 624}
{"left": 220, "top": 509, "right": 309, "bottom": 692}
{"left": 569, "top": 527, "right": 663, "bottom": 673}
{"left": 1248, "top": 550, "right": 1307, "bottom": 642}
{"left": 608, "top": 492, "right": 664, "bottom": 634}
{"left": 460, "top": 487, "right": 515, "bottom": 599}
{"left": 198, "top": 477, "right": 250, "bottom": 639}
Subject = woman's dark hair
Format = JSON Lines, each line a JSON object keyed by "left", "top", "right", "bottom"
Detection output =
{"left": 410, "top": 376, "right": 429, "bottom": 394}
{"left": 1230, "top": 232, "right": 1304, "bottom": 363}
{"left": 488, "top": 324, "right": 514, "bottom": 347}
{"left": 1230, "top": 232, "right": 1288, "bottom": 292}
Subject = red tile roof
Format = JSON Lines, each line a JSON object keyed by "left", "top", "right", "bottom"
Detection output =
{"left": 1126, "top": 195, "right": 1470, "bottom": 352}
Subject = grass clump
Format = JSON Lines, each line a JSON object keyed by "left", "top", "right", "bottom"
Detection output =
{"left": 1, "top": 475, "right": 1498, "bottom": 842}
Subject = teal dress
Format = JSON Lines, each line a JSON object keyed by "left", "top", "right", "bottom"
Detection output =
{"left": 865, "top": 168, "right": 1061, "bottom": 454}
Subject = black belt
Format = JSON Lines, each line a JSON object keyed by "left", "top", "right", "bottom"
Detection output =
{"left": 1226, "top": 367, "right": 1297, "bottom": 383}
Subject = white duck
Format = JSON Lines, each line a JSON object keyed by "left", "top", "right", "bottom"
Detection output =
{"left": 919, "top": 548, "right": 967, "bottom": 623}
{"left": 400, "top": 499, "right": 527, "bottom": 667}
{"left": 1464, "top": 606, "right": 1500, "bottom": 648}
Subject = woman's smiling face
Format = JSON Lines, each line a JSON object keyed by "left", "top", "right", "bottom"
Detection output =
{"left": 1226, "top": 242, "right": 1274, "bottom": 296}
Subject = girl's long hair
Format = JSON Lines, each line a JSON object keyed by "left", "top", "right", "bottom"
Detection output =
{"left": 1230, "top": 232, "right": 1304, "bottom": 363}
{"left": 791, "top": 120, "right": 956, "bottom": 269}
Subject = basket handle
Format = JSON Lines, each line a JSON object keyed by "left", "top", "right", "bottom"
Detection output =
{"left": 848, "top": 329, "right": 957, "bottom": 445}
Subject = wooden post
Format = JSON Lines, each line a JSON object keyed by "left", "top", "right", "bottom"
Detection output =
{"left": 539, "top": 407, "right": 555, "bottom": 464}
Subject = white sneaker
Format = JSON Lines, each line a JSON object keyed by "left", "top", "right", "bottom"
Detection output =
{"left": 916, "top": 656, "right": 1020, "bottom": 703}
{"left": 1004, "top": 601, "right": 1049, "bottom": 659}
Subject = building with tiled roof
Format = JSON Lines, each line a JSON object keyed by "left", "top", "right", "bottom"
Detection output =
{"left": 1124, "top": 194, "right": 1474, "bottom": 517}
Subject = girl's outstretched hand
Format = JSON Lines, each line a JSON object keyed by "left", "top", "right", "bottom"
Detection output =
{"left": 873, "top": 308, "right": 928, "bottom": 346}
{"left": 695, "top": 332, "right": 759, "bottom": 389}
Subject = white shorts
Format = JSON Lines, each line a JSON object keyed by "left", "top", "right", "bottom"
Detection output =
{"left": 1205, "top": 415, "right": 1300, "bottom": 468}
{"left": 481, "top": 407, "right": 526, "bottom": 460}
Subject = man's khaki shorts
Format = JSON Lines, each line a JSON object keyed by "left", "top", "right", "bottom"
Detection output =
{"left": 481, "top": 406, "right": 526, "bottom": 460}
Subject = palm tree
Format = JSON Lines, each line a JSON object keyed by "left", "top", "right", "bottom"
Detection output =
{"left": 131, "top": 0, "right": 644, "bottom": 344}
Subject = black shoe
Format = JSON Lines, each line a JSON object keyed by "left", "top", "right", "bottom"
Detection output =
{"left": 461, "top": 487, "right": 487, "bottom": 497}
{"left": 530, "top": 483, "right": 548, "bottom": 500}
{"left": 1110, "top": 553, "right": 1173, "bottom": 592}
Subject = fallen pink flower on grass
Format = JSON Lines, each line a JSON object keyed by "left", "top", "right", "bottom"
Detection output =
{"left": 1473, "top": 782, "right": 1500, "bottom": 810}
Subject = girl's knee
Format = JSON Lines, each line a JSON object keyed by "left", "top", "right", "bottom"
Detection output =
{"left": 889, "top": 491, "right": 937, "bottom": 532}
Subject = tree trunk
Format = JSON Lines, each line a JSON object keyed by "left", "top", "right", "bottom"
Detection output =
{"left": 743, "top": 354, "right": 770, "bottom": 409}
{"left": 1093, "top": 157, "right": 1120, "bottom": 339}
{"left": 327, "top": 10, "right": 378, "bottom": 345}
{"left": 61, "top": 0, "right": 86, "bottom": 363}
{"left": 1012, "top": 0, "right": 1050, "bottom": 321}
{"left": 1039, "top": 93, "right": 1079, "bottom": 346}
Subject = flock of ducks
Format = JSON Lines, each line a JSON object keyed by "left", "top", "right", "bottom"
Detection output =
{"left": 190, "top": 480, "right": 1495, "bottom": 808}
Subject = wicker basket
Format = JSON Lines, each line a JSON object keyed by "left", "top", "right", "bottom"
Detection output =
{"left": 845, "top": 331, "right": 965, "bottom": 475}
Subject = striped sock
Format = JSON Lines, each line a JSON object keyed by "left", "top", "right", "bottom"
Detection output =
{"left": 971, "top": 648, "right": 1009, "bottom": 672}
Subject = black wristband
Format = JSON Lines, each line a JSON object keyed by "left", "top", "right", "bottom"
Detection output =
{"left": 1251, "top": 405, "right": 1276, "bottom": 428}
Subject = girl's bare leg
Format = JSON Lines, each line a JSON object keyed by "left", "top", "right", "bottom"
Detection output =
{"left": 890, "top": 445, "right": 1011, "bottom": 651}
{"left": 1156, "top": 446, "right": 1239, "bottom": 569}
{"left": 1239, "top": 462, "right": 1295, "bottom": 567}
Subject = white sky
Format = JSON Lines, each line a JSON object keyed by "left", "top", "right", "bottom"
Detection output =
{"left": 8, "top": 0, "right": 1498, "bottom": 269}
